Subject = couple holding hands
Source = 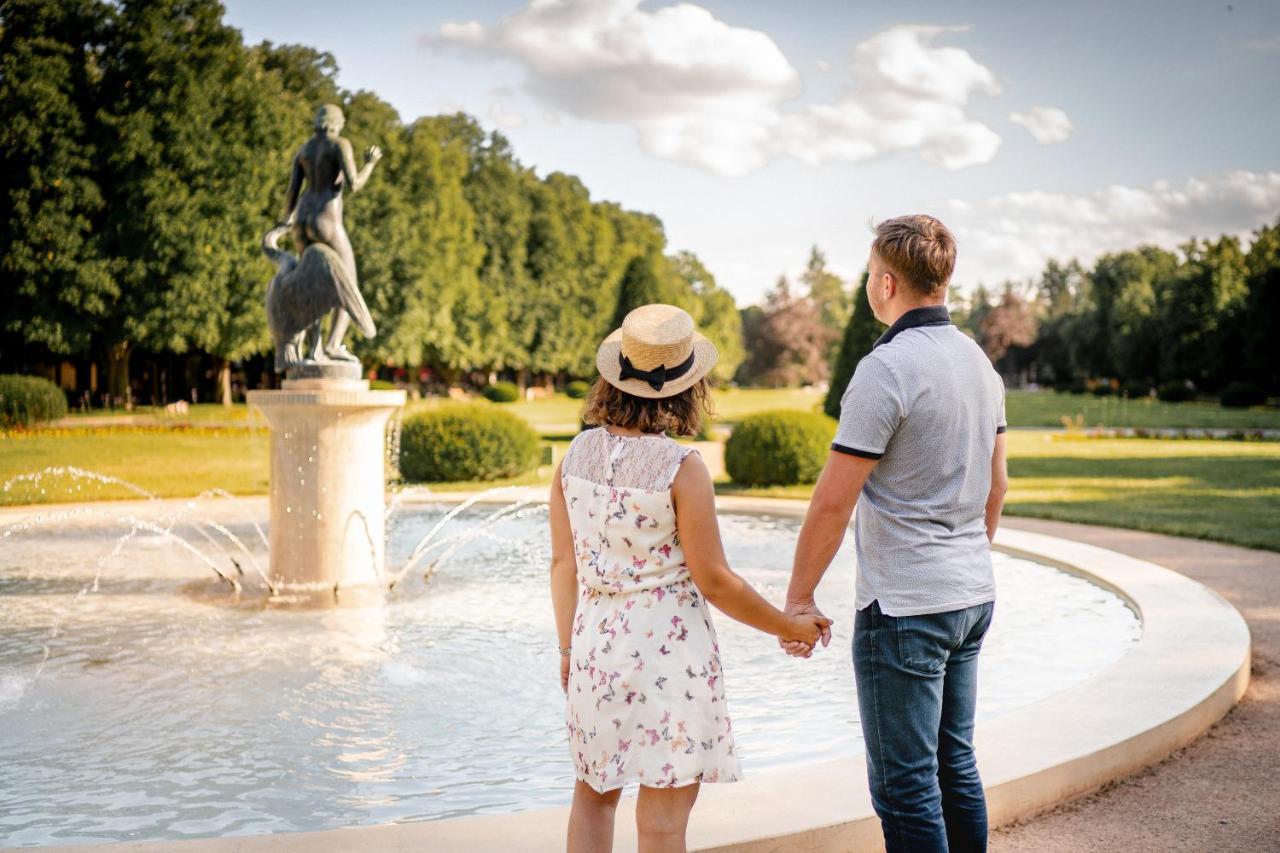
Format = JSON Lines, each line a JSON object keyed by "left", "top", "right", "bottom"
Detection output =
{"left": 549, "top": 215, "right": 1008, "bottom": 853}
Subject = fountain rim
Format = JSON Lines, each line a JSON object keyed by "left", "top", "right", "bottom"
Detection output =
{"left": 6, "top": 492, "right": 1251, "bottom": 853}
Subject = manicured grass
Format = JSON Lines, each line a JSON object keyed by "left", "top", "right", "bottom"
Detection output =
{"left": 0, "top": 428, "right": 270, "bottom": 504}
{"left": 1005, "top": 390, "right": 1280, "bottom": 430}
{"left": 8, "top": 400, "right": 1280, "bottom": 552}
{"left": 721, "top": 431, "right": 1280, "bottom": 552}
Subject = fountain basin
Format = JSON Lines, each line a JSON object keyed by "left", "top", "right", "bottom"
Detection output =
{"left": 0, "top": 494, "right": 1248, "bottom": 852}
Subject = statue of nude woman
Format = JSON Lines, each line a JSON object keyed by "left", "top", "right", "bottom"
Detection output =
{"left": 280, "top": 104, "right": 381, "bottom": 362}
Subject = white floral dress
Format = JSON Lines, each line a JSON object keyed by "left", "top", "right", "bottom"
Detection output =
{"left": 561, "top": 428, "right": 742, "bottom": 793}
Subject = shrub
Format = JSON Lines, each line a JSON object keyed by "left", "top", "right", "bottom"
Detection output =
{"left": 1220, "top": 382, "right": 1266, "bottom": 409}
{"left": 482, "top": 381, "right": 520, "bottom": 403}
{"left": 1121, "top": 381, "right": 1151, "bottom": 399}
{"left": 0, "top": 374, "right": 68, "bottom": 428}
{"left": 1157, "top": 381, "right": 1195, "bottom": 403}
{"left": 399, "top": 404, "right": 540, "bottom": 482}
{"left": 724, "top": 409, "right": 835, "bottom": 486}
{"left": 565, "top": 380, "right": 591, "bottom": 400}
{"left": 369, "top": 379, "right": 397, "bottom": 391}
{"left": 1056, "top": 380, "right": 1087, "bottom": 395}
{"left": 1091, "top": 383, "right": 1114, "bottom": 397}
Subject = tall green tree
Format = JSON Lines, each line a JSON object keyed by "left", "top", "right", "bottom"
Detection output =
{"left": 0, "top": 0, "right": 114, "bottom": 373}
{"left": 801, "top": 245, "right": 850, "bottom": 367}
{"left": 1244, "top": 219, "right": 1280, "bottom": 394}
{"left": 823, "top": 272, "right": 881, "bottom": 418}
{"left": 668, "top": 251, "right": 744, "bottom": 383}
{"left": 1158, "top": 236, "right": 1248, "bottom": 390}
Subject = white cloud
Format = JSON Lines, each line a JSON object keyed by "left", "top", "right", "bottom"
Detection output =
{"left": 779, "top": 25, "right": 1002, "bottom": 170}
{"left": 432, "top": 3, "right": 1004, "bottom": 175}
{"left": 948, "top": 170, "right": 1280, "bottom": 287}
{"left": 1009, "top": 105, "right": 1073, "bottom": 144}
{"left": 815, "top": 58, "right": 832, "bottom": 73}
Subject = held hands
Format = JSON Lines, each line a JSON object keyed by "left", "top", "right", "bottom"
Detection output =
{"left": 779, "top": 600, "right": 833, "bottom": 659}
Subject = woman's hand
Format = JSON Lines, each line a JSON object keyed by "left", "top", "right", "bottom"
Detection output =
{"left": 560, "top": 654, "right": 571, "bottom": 694}
{"left": 779, "top": 613, "right": 832, "bottom": 648}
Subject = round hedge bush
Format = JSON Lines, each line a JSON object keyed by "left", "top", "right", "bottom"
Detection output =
{"left": 565, "top": 380, "right": 591, "bottom": 400}
{"left": 724, "top": 409, "right": 836, "bottom": 487}
{"left": 0, "top": 374, "right": 68, "bottom": 428}
{"left": 482, "top": 381, "right": 520, "bottom": 403}
{"left": 1121, "top": 381, "right": 1151, "bottom": 399}
{"left": 399, "top": 404, "right": 540, "bottom": 482}
{"left": 1157, "top": 381, "right": 1195, "bottom": 403}
{"left": 1220, "top": 382, "right": 1266, "bottom": 409}
{"left": 1091, "top": 383, "right": 1114, "bottom": 397}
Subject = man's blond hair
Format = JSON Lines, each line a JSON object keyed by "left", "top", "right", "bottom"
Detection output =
{"left": 871, "top": 215, "right": 957, "bottom": 298}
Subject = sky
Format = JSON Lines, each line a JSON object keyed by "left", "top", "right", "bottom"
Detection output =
{"left": 223, "top": 0, "right": 1280, "bottom": 305}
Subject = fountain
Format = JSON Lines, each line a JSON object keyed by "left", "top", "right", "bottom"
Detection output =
{"left": 246, "top": 103, "right": 406, "bottom": 592}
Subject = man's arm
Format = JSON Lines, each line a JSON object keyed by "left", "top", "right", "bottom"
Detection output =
{"left": 782, "top": 450, "right": 878, "bottom": 655}
{"left": 985, "top": 432, "right": 1008, "bottom": 542}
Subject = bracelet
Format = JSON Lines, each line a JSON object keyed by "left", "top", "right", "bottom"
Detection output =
{"left": 558, "top": 646, "right": 571, "bottom": 657}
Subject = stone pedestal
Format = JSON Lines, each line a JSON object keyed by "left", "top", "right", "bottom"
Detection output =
{"left": 247, "top": 381, "right": 406, "bottom": 590}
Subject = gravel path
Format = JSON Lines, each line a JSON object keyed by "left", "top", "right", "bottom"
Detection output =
{"left": 993, "top": 517, "right": 1280, "bottom": 852}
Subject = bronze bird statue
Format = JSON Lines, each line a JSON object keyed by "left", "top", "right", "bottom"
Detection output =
{"left": 261, "top": 224, "right": 376, "bottom": 372}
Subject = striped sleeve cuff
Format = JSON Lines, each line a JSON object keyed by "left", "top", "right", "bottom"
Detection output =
{"left": 832, "top": 442, "right": 884, "bottom": 460}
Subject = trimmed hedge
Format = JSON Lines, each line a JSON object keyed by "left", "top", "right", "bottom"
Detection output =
{"left": 1121, "top": 381, "right": 1151, "bottom": 399}
{"left": 399, "top": 404, "right": 540, "bottom": 482}
{"left": 483, "top": 381, "right": 520, "bottom": 403}
{"left": 0, "top": 374, "right": 68, "bottom": 428}
{"left": 1157, "top": 381, "right": 1195, "bottom": 403}
{"left": 565, "top": 380, "right": 591, "bottom": 399}
{"left": 1220, "top": 382, "right": 1266, "bottom": 409}
{"left": 725, "top": 409, "right": 836, "bottom": 486}
{"left": 1091, "top": 383, "right": 1115, "bottom": 397}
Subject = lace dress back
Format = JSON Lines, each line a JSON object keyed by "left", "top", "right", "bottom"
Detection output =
{"left": 558, "top": 427, "right": 741, "bottom": 791}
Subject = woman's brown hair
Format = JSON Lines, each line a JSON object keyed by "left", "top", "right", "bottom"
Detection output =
{"left": 581, "top": 377, "right": 713, "bottom": 437}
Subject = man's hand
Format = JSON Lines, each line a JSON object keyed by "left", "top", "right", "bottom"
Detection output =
{"left": 779, "top": 600, "right": 832, "bottom": 658}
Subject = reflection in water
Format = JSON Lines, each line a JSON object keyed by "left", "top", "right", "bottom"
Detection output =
{"left": 0, "top": 503, "right": 1140, "bottom": 846}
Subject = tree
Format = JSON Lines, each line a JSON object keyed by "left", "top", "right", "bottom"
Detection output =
{"left": 1244, "top": 219, "right": 1280, "bottom": 395}
{"left": 0, "top": 0, "right": 114, "bottom": 375}
{"left": 668, "top": 251, "right": 744, "bottom": 384}
{"left": 823, "top": 272, "right": 881, "bottom": 417}
{"left": 612, "top": 251, "right": 675, "bottom": 329}
{"left": 980, "top": 285, "right": 1038, "bottom": 377}
{"left": 801, "top": 246, "right": 850, "bottom": 366}
{"left": 737, "top": 276, "right": 832, "bottom": 387}
{"left": 1158, "top": 236, "right": 1248, "bottom": 390}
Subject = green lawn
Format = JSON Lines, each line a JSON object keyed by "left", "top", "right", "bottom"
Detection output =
{"left": 1005, "top": 390, "right": 1280, "bottom": 430}
{"left": 8, "top": 394, "right": 1280, "bottom": 552}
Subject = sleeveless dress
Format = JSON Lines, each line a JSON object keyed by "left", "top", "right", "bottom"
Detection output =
{"left": 561, "top": 428, "right": 742, "bottom": 793}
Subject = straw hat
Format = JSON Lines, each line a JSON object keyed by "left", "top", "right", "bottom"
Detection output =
{"left": 596, "top": 304, "right": 718, "bottom": 399}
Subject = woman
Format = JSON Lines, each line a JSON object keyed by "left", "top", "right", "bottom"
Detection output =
{"left": 548, "top": 304, "right": 829, "bottom": 853}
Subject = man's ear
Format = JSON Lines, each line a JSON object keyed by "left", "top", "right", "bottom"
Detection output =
{"left": 881, "top": 270, "right": 897, "bottom": 302}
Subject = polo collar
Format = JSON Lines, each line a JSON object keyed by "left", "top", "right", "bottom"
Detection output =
{"left": 873, "top": 305, "right": 952, "bottom": 349}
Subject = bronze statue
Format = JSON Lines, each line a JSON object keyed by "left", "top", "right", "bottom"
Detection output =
{"left": 267, "top": 104, "right": 381, "bottom": 372}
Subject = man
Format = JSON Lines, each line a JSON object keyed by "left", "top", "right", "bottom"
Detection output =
{"left": 782, "top": 215, "right": 1008, "bottom": 852}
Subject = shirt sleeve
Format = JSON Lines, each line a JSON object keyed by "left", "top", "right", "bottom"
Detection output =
{"left": 832, "top": 355, "right": 904, "bottom": 460}
{"left": 995, "top": 373, "right": 1008, "bottom": 434}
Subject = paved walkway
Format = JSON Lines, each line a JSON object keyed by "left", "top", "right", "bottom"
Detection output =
{"left": 994, "top": 517, "right": 1280, "bottom": 852}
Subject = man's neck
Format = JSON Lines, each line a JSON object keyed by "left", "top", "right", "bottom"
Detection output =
{"left": 883, "top": 300, "right": 947, "bottom": 328}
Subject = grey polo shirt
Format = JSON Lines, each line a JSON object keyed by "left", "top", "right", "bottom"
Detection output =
{"left": 833, "top": 305, "right": 1006, "bottom": 617}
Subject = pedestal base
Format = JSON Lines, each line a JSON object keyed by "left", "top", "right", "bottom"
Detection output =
{"left": 248, "top": 383, "right": 406, "bottom": 590}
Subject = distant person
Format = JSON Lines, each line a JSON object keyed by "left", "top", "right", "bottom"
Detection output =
{"left": 781, "top": 215, "right": 1009, "bottom": 852}
{"left": 547, "top": 304, "right": 829, "bottom": 852}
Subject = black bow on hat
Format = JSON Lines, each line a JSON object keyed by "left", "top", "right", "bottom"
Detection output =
{"left": 618, "top": 351, "right": 695, "bottom": 391}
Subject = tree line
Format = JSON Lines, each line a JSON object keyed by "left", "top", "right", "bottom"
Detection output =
{"left": 0, "top": 0, "right": 745, "bottom": 404}
{"left": 952, "top": 221, "right": 1279, "bottom": 400}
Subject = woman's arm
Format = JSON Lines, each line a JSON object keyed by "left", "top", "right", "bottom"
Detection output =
{"left": 673, "top": 453, "right": 828, "bottom": 646}
{"left": 548, "top": 460, "right": 578, "bottom": 693}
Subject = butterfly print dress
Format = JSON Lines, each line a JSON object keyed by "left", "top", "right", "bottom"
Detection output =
{"left": 560, "top": 427, "right": 741, "bottom": 793}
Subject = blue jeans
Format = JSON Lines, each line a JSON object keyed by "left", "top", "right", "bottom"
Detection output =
{"left": 854, "top": 599, "right": 995, "bottom": 853}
